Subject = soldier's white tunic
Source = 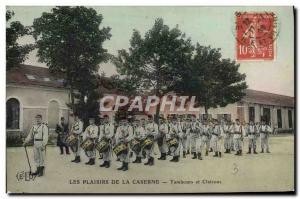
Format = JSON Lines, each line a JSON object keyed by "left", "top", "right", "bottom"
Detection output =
{"left": 259, "top": 124, "right": 272, "bottom": 151}
{"left": 166, "top": 123, "right": 182, "bottom": 156}
{"left": 190, "top": 120, "right": 201, "bottom": 153}
{"left": 233, "top": 124, "right": 244, "bottom": 151}
{"left": 158, "top": 123, "right": 169, "bottom": 154}
{"left": 83, "top": 124, "right": 99, "bottom": 158}
{"left": 144, "top": 122, "right": 159, "bottom": 159}
{"left": 210, "top": 125, "right": 221, "bottom": 152}
{"left": 247, "top": 124, "right": 257, "bottom": 149}
{"left": 115, "top": 124, "right": 133, "bottom": 163}
{"left": 198, "top": 124, "right": 211, "bottom": 153}
{"left": 70, "top": 120, "right": 83, "bottom": 156}
{"left": 99, "top": 123, "right": 114, "bottom": 162}
{"left": 25, "top": 123, "right": 49, "bottom": 167}
{"left": 180, "top": 121, "right": 190, "bottom": 153}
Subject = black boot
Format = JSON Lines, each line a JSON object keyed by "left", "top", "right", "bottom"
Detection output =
{"left": 170, "top": 156, "right": 176, "bottom": 162}
{"left": 239, "top": 150, "right": 242, "bottom": 156}
{"left": 187, "top": 149, "right": 190, "bottom": 155}
{"left": 32, "top": 167, "right": 40, "bottom": 175}
{"left": 260, "top": 148, "right": 264, "bottom": 153}
{"left": 209, "top": 148, "right": 213, "bottom": 152}
{"left": 60, "top": 147, "right": 64, "bottom": 155}
{"left": 38, "top": 166, "right": 44, "bottom": 177}
{"left": 149, "top": 157, "right": 154, "bottom": 166}
{"left": 122, "top": 162, "right": 128, "bottom": 171}
{"left": 100, "top": 161, "right": 107, "bottom": 167}
{"left": 219, "top": 152, "right": 222, "bottom": 158}
{"left": 205, "top": 150, "right": 208, "bottom": 156}
{"left": 133, "top": 157, "right": 139, "bottom": 163}
{"left": 213, "top": 152, "right": 218, "bottom": 157}
{"left": 158, "top": 153, "right": 166, "bottom": 160}
{"left": 105, "top": 161, "right": 110, "bottom": 168}
{"left": 235, "top": 150, "right": 240, "bottom": 155}
{"left": 224, "top": 149, "right": 230, "bottom": 153}
{"left": 266, "top": 149, "right": 271, "bottom": 153}
{"left": 247, "top": 148, "right": 251, "bottom": 154}
{"left": 174, "top": 156, "right": 179, "bottom": 162}
{"left": 117, "top": 162, "right": 124, "bottom": 170}
{"left": 71, "top": 156, "right": 77, "bottom": 162}
{"left": 74, "top": 156, "right": 81, "bottom": 163}
{"left": 85, "top": 158, "right": 92, "bottom": 165}
{"left": 192, "top": 152, "right": 197, "bottom": 159}
{"left": 144, "top": 158, "right": 150, "bottom": 165}
{"left": 254, "top": 148, "right": 258, "bottom": 154}
{"left": 183, "top": 151, "right": 186, "bottom": 158}
{"left": 197, "top": 153, "right": 202, "bottom": 160}
{"left": 89, "top": 158, "right": 95, "bottom": 165}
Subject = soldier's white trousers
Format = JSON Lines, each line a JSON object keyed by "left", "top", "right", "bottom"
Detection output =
{"left": 233, "top": 137, "right": 243, "bottom": 151}
{"left": 260, "top": 133, "right": 269, "bottom": 151}
{"left": 158, "top": 137, "right": 168, "bottom": 154}
{"left": 186, "top": 134, "right": 191, "bottom": 151}
{"left": 199, "top": 135, "right": 210, "bottom": 152}
{"left": 248, "top": 137, "right": 257, "bottom": 149}
{"left": 224, "top": 134, "right": 232, "bottom": 150}
{"left": 145, "top": 145, "right": 154, "bottom": 158}
{"left": 73, "top": 138, "right": 81, "bottom": 157}
{"left": 169, "top": 143, "right": 180, "bottom": 157}
{"left": 180, "top": 137, "right": 188, "bottom": 152}
{"left": 103, "top": 149, "right": 111, "bottom": 161}
{"left": 210, "top": 135, "right": 220, "bottom": 152}
{"left": 33, "top": 141, "right": 45, "bottom": 167}
{"left": 190, "top": 134, "right": 198, "bottom": 153}
{"left": 86, "top": 149, "right": 96, "bottom": 158}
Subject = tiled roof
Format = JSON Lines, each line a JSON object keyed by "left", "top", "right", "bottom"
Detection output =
{"left": 6, "top": 64, "right": 66, "bottom": 88}
{"left": 242, "top": 89, "right": 294, "bottom": 108}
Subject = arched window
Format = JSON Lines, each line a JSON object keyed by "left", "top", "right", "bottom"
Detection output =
{"left": 6, "top": 98, "right": 20, "bottom": 129}
{"left": 48, "top": 100, "right": 59, "bottom": 129}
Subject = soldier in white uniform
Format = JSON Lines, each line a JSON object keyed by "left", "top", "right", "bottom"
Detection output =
{"left": 179, "top": 117, "right": 189, "bottom": 158}
{"left": 223, "top": 120, "right": 232, "bottom": 153}
{"left": 166, "top": 117, "right": 182, "bottom": 162}
{"left": 115, "top": 118, "right": 133, "bottom": 171}
{"left": 233, "top": 119, "right": 244, "bottom": 156}
{"left": 246, "top": 120, "right": 258, "bottom": 154}
{"left": 259, "top": 119, "right": 272, "bottom": 153}
{"left": 199, "top": 120, "right": 211, "bottom": 157}
{"left": 82, "top": 117, "right": 99, "bottom": 165}
{"left": 190, "top": 116, "right": 201, "bottom": 159}
{"left": 23, "top": 114, "right": 49, "bottom": 177}
{"left": 70, "top": 114, "right": 83, "bottom": 163}
{"left": 157, "top": 117, "right": 168, "bottom": 160}
{"left": 144, "top": 115, "right": 158, "bottom": 166}
{"left": 99, "top": 115, "right": 114, "bottom": 168}
{"left": 132, "top": 119, "right": 145, "bottom": 163}
{"left": 210, "top": 120, "right": 222, "bottom": 157}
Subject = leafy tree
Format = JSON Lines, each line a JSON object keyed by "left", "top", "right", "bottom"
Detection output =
{"left": 32, "top": 6, "right": 111, "bottom": 125}
{"left": 6, "top": 10, "right": 34, "bottom": 70}
{"left": 113, "top": 18, "right": 194, "bottom": 122}
{"left": 174, "top": 44, "right": 247, "bottom": 114}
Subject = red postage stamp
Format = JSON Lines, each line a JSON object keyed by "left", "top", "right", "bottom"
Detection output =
{"left": 236, "top": 12, "right": 276, "bottom": 60}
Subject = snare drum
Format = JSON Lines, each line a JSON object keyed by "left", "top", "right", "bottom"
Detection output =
{"left": 129, "top": 138, "right": 141, "bottom": 153}
{"left": 95, "top": 138, "right": 110, "bottom": 153}
{"left": 141, "top": 137, "right": 154, "bottom": 150}
{"left": 80, "top": 138, "right": 94, "bottom": 151}
{"left": 166, "top": 138, "right": 178, "bottom": 148}
{"left": 113, "top": 143, "right": 127, "bottom": 156}
{"left": 65, "top": 134, "right": 78, "bottom": 146}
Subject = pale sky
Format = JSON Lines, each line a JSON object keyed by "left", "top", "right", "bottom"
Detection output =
{"left": 7, "top": 6, "right": 294, "bottom": 96}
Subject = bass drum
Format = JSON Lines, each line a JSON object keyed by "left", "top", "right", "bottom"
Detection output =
{"left": 166, "top": 138, "right": 179, "bottom": 148}
{"left": 80, "top": 138, "right": 94, "bottom": 151}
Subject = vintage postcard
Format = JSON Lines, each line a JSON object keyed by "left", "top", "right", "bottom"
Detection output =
{"left": 6, "top": 6, "right": 295, "bottom": 194}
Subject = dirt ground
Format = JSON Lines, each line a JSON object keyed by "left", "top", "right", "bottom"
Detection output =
{"left": 7, "top": 135, "right": 294, "bottom": 194}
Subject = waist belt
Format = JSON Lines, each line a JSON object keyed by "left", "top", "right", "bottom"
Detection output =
{"left": 261, "top": 131, "right": 268, "bottom": 134}
{"left": 212, "top": 133, "right": 219, "bottom": 136}
{"left": 248, "top": 133, "right": 256, "bottom": 135}
{"left": 234, "top": 132, "right": 241, "bottom": 134}
{"left": 34, "top": 139, "right": 43, "bottom": 141}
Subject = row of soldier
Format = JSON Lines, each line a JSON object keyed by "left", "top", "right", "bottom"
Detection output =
{"left": 22, "top": 113, "right": 273, "bottom": 176}
{"left": 63, "top": 114, "right": 272, "bottom": 171}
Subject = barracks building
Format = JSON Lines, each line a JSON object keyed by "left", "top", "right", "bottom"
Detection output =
{"left": 6, "top": 65, "right": 295, "bottom": 143}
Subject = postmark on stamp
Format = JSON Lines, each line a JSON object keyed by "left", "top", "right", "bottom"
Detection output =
{"left": 235, "top": 12, "right": 277, "bottom": 61}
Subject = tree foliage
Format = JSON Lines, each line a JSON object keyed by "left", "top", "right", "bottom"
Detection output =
{"left": 113, "top": 18, "right": 194, "bottom": 121}
{"left": 32, "top": 6, "right": 111, "bottom": 125}
{"left": 174, "top": 44, "right": 247, "bottom": 113}
{"left": 6, "top": 10, "right": 34, "bottom": 70}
